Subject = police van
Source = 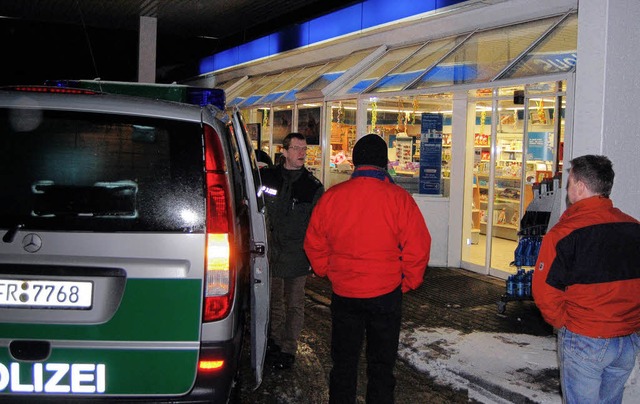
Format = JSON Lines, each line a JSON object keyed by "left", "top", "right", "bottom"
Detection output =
{"left": 0, "top": 82, "right": 269, "bottom": 402}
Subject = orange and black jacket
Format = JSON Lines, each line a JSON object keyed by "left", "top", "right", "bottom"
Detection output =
{"left": 532, "top": 195, "right": 640, "bottom": 338}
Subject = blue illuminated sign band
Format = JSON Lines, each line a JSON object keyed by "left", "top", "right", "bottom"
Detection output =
{"left": 200, "top": 0, "right": 469, "bottom": 74}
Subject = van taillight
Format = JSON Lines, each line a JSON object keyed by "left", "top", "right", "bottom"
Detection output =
{"left": 199, "top": 359, "right": 225, "bottom": 371}
{"left": 203, "top": 126, "right": 234, "bottom": 322}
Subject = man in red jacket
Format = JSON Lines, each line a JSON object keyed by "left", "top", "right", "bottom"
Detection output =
{"left": 304, "top": 134, "right": 431, "bottom": 403}
{"left": 532, "top": 155, "right": 640, "bottom": 404}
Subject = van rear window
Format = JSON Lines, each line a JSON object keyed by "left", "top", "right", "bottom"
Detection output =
{"left": 0, "top": 108, "right": 205, "bottom": 232}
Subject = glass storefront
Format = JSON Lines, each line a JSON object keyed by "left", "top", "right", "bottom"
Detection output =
{"left": 218, "top": 10, "right": 576, "bottom": 276}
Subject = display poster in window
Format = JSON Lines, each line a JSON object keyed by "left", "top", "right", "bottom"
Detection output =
{"left": 297, "top": 107, "right": 320, "bottom": 145}
{"left": 273, "top": 110, "right": 293, "bottom": 145}
{"left": 527, "top": 132, "right": 554, "bottom": 161}
{"left": 419, "top": 113, "right": 443, "bottom": 195}
{"left": 246, "top": 123, "right": 261, "bottom": 150}
{"left": 395, "top": 135, "right": 413, "bottom": 165}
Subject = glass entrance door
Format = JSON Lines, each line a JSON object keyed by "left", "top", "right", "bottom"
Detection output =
{"left": 462, "top": 82, "right": 565, "bottom": 277}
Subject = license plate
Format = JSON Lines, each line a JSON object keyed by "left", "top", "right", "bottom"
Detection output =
{"left": 0, "top": 279, "right": 93, "bottom": 309}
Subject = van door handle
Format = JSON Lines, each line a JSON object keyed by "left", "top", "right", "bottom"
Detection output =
{"left": 251, "top": 244, "right": 265, "bottom": 255}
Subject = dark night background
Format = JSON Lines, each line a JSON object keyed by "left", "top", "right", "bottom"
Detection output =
{"left": 0, "top": 0, "right": 358, "bottom": 86}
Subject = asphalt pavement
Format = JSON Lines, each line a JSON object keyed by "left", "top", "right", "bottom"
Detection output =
{"left": 306, "top": 266, "right": 553, "bottom": 336}
{"left": 304, "top": 266, "right": 558, "bottom": 402}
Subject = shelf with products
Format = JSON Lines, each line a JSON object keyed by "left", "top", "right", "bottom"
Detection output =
{"left": 441, "top": 144, "right": 451, "bottom": 178}
{"left": 388, "top": 134, "right": 419, "bottom": 177}
{"left": 305, "top": 145, "right": 323, "bottom": 177}
{"left": 500, "top": 150, "right": 522, "bottom": 162}
{"left": 479, "top": 201, "right": 521, "bottom": 241}
{"left": 474, "top": 174, "right": 534, "bottom": 242}
{"left": 472, "top": 182, "right": 481, "bottom": 230}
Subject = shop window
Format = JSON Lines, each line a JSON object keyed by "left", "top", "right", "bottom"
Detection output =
{"left": 327, "top": 100, "right": 357, "bottom": 188}
{"left": 241, "top": 107, "right": 271, "bottom": 154}
{"left": 278, "top": 64, "right": 331, "bottom": 103}
{"left": 298, "top": 48, "right": 379, "bottom": 98}
{"left": 227, "top": 74, "right": 272, "bottom": 107}
{"left": 410, "top": 16, "right": 562, "bottom": 89}
{"left": 365, "top": 94, "right": 452, "bottom": 196}
{"left": 251, "top": 64, "right": 331, "bottom": 106}
{"left": 337, "top": 44, "right": 423, "bottom": 95}
{"left": 500, "top": 14, "right": 577, "bottom": 80}
{"left": 297, "top": 106, "right": 323, "bottom": 179}
{"left": 271, "top": 106, "right": 294, "bottom": 164}
{"left": 369, "top": 36, "right": 462, "bottom": 93}
{"left": 240, "top": 71, "right": 294, "bottom": 108}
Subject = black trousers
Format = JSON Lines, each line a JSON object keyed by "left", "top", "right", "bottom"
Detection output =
{"left": 329, "top": 286, "right": 402, "bottom": 404}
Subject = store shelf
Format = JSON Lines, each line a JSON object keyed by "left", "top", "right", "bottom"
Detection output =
{"left": 395, "top": 170, "right": 417, "bottom": 177}
{"left": 495, "top": 197, "right": 519, "bottom": 203}
{"left": 479, "top": 222, "right": 519, "bottom": 241}
{"left": 495, "top": 223, "right": 518, "bottom": 229}
{"left": 477, "top": 174, "right": 522, "bottom": 180}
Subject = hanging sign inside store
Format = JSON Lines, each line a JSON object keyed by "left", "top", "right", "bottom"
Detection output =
{"left": 419, "top": 113, "right": 443, "bottom": 195}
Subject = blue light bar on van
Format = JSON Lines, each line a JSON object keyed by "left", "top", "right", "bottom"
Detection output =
{"left": 43, "top": 80, "right": 226, "bottom": 110}
{"left": 46, "top": 80, "right": 81, "bottom": 88}
{"left": 186, "top": 88, "right": 226, "bottom": 109}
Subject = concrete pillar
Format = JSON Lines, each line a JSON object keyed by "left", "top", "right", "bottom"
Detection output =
{"left": 573, "top": 0, "right": 640, "bottom": 217}
{"left": 138, "top": 16, "right": 157, "bottom": 83}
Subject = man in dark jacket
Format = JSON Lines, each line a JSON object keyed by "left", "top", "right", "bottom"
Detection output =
{"left": 532, "top": 155, "right": 640, "bottom": 404}
{"left": 259, "top": 132, "right": 323, "bottom": 369}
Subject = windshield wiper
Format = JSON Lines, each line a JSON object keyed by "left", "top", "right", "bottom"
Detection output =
{"left": 3, "top": 224, "right": 24, "bottom": 243}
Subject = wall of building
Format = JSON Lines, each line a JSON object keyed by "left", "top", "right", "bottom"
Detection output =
{"left": 573, "top": 0, "right": 640, "bottom": 218}
{"left": 414, "top": 196, "right": 449, "bottom": 267}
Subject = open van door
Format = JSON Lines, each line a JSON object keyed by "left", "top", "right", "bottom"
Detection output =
{"left": 230, "top": 109, "right": 270, "bottom": 388}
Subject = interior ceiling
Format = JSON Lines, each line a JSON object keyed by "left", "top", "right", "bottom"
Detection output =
{"left": 0, "top": 0, "right": 358, "bottom": 84}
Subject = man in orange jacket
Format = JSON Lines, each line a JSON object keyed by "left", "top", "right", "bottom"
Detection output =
{"left": 304, "top": 134, "right": 431, "bottom": 403}
{"left": 532, "top": 155, "right": 640, "bottom": 404}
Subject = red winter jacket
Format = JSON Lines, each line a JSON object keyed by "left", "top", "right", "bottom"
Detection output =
{"left": 304, "top": 167, "right": 431, "bottom": 298}
{"left": 532, "top": 196, "right": 640, "bottom": 338}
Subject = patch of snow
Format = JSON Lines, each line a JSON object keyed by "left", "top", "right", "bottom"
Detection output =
{"left": 399, "top": 327, "right": 640, "bottom": 404}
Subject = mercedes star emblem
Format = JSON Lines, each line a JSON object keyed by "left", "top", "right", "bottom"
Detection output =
{"left": 22, "top": 234, "right": 42, "bottom": 253}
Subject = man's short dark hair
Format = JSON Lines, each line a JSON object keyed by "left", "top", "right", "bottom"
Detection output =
{"left": 283, "top": 132, "right": 305, "bottom": 150}
{"left": 569, "top": 155, "right": 614, "bottom": 197}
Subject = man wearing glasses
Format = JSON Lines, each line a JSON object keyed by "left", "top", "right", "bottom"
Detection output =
{"left": 259, "top": 132, "right": 324, "bottom": 370}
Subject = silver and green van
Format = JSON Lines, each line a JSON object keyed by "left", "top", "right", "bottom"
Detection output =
{"left": 0, "top": 84, "right": 269, "bottom": 402}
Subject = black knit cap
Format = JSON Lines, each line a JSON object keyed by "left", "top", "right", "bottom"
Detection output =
{"left": 352, "top": 134, "right": 388, "bottom": 169}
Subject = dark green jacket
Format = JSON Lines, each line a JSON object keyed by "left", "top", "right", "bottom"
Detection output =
{"left": 260, "top": 165, "right": 324, "bottom": 278}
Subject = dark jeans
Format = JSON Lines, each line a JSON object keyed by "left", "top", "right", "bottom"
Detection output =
{"left": 329, "top": 287, "right": 402, "bottom": 404}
